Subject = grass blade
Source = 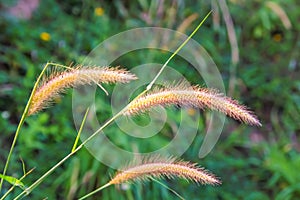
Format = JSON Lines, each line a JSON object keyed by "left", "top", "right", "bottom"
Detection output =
{"left": 71, "top": 107, "right": 90, "bottom": 152}
{"left": 0, "top": 62, "right": 51, "bottom": 192}
{"left": 150, "top": 177, "right": 185, "bottom": 200}
{"left": 0, "top": 168, "right": 35, "bottom": 200}
{"left": 0, "top": 174, "right": 25, "bottom": 190}
{"left": 78, "top": 183, "right": 111, "bottom": 200}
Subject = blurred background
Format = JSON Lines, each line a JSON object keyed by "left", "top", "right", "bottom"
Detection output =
{"left": 0, "top": 0, "right": 299, "bottom": 199}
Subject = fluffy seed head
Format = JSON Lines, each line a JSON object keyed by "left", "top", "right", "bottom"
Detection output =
{"left": 109, "top": 156, "right": 220, "bottom": 185}
{"left": 124, "top": 84, "right": 261, "bottom": 126}
{"left": 28, "top": 66, "right": 137, "bottom": 115}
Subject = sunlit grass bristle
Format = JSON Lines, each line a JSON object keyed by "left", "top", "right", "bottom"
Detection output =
{"left": 28, "top": 65, "right": 137, "bottom": 115}
{"left": 109, "top": 156, "right": 221, "bottom": 185}
{"left": 124, "top": 83, "right": 261, "bottom": 126}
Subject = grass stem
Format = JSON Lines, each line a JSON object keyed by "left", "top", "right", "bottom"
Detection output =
{"left": 78, "top": 183, "right": 112, "bottom": 200}
{"left": 150, "top": 177, "right": 185, "bottom": 200}
{"left": 146, "top": 11, "right": 211, "bottom": 91}
{"left": 0, "top": 62, "right": 51, "bottom": 192}
{"left": 71, "top": 107, "right": 90, "bottom": 152}
{"left": 0, "top": 168, "right": 34, "bottom": 200}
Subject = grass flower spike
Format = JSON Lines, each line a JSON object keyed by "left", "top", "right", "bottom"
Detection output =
{"left": 79, "top": 156, "right": 220, "bottom": 200}
{"left": 124, "top": 84, "right": 261, "bottom": 126}
{"left": 109, "top": 157, "right": 220, "bottom": 185}
{"left": 28, "top": 66, "right": 137, "bottom": 115}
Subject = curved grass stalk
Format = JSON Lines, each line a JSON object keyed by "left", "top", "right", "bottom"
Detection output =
{"left": 0, "top": 62, "right": 79, "bottom": 192}
{"left": 13, "top": 12, "right": 212, "bottom": 199}
{"left": 0, "top": 62, "right": 51, "bottom": 192}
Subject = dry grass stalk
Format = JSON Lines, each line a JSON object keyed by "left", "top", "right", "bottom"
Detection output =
{"left": 124, "top": 84, "right": 261, "bottom": 126}
{"left": 28, "top": 66, "right": 137, "bottom": 115}
{"left": 109, "top": 157, "right": 220, "bottom": 185}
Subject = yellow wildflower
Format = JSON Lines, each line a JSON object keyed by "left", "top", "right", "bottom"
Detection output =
{"left": 40, "top": 32, "right": 51, "bottom": 42}
{"left": 94, "top": 7, "right": 104, "bottom": 16}
{"left": 272, "top": 33, "right": 282, "bottom": 42}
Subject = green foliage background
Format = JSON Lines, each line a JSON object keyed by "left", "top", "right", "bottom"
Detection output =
{"left": 0, "top": 0, "right": 299, "bottom": 199}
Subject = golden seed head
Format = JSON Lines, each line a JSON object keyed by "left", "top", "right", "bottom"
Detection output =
{"left": 124, "top": 84, "right": 261, "bottom": 126}
{"left": 109, "top": 156, "right": 221, "bottom": 186}
{"left": 28, "top": 66, "right": 137, "bottom": 115}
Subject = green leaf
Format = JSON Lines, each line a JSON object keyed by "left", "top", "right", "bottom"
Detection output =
{"left": 0, "top": 173, "right": 25, "bottom": 189}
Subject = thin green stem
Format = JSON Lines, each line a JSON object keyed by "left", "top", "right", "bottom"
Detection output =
{"left": 75, "top": 86, "right": 148, "bottom": 151}
{"left": 20, "top": 157, "right": 26, "bottom": 176}
{"left": 12, "top": 12, "right": 211, "bottom": 199}
{"left": 14, "top": 150, "right": 77, "bottom": 199}
{"left": 46, "top": 62, "right": 74, "bottom": 70}
{"left": 14, "top": 91, "right": 148, "bottom": 200}
{"left": 146, "top": 11, "right": 211, "bottom": 91}
{"left": 0, "top": 63, "right": 51, "bottom": 192}
{"left": 150, "top": 177, "right": 185, "bottom": 200}
{"left": 14, "top": 109, "right": 125, "bottom": 200}
{"left": 78, "top": 183, "right": 112, "bottom": 200}
{"left": 78, "top": 177, "right": 185, "bottom": 200}
{"left": 0, "top": 168, "right": 35, "bottom": 200}
{"left": 71, "top": 107, "right": 90, "bottom": 152}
